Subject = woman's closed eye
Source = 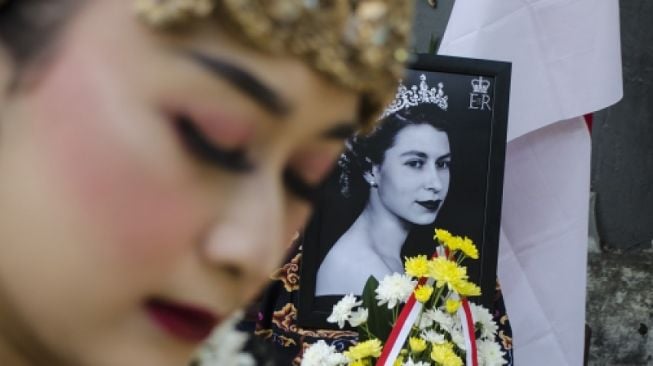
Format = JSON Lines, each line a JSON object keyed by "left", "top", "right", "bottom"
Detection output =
{"left": 283, "top": 168, "right": 321, "bottom": 204}
{"left": 173, "top": 113, "right": 337, "bottom": 204}
{"left": 284, "top": 148, "right": 341, "bottom": 204}
{"left": 174, "top": 115, "right": 254, "bottom": 172}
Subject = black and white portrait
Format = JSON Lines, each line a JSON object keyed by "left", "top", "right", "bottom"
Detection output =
{"left": 316, "top": 105, "right": 452, "bottom": 296}
{"left": 298, "top": 55, "right": 511, "bottom": 328}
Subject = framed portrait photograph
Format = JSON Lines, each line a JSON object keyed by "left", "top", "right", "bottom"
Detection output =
{"left": 296, "top": 54, "right": 511, "bottom": 329}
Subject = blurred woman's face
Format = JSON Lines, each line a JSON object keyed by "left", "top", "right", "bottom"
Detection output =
{"left": 372, "top": 124, "right": 451, "bottom": 226}
{"left": 0, "top": 1, "right": 357, "bottom": 365}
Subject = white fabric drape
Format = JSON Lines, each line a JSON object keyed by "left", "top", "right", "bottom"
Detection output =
{"left": 439, "top": 0, "right": 622, "bottom": 141}
{"left": 437, "top": 1, "right": 623, "bottom": 364}
{"left": 498, "top": 117, "right": 591, "bottom": 365}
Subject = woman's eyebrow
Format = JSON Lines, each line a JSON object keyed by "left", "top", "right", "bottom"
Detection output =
{"left": 400, "top": 151, "right": 428, "bottom": 158}
{"left": 184, "top": 50, "right": 291, "bottom": 116}
{"left": 437, "top": 153, "right": 452, "bottom": 160}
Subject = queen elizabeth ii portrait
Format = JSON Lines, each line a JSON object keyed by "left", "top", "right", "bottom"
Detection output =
{"left": 316, "top": 102, "right": 453, "bottom": 296}
{"left": 299, "top": 66, "right": 507, "bottom": 310}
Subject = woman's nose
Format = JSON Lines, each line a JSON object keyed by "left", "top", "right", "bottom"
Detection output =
{"left": 424, "top": 165, "right": 444, "bottom": 192}
{"left": 200, "top": 177, "right": 284, "bottom": 290}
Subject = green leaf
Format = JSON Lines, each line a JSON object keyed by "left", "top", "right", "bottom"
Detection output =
{"left": 361, "top": 275, "right": 394, "bottom": 341}
{"left": 428, "top": 33, "right": 440, "bottom": 54}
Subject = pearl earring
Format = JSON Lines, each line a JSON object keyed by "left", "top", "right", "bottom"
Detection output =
{"left": 370, "top": 180, "right": 378, "bottom": 188}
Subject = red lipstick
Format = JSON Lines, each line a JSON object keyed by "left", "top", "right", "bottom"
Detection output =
{"left": 145, "top": 297, "right": 219, "bottom": 343}
{"left": 416, "top": 199, "right": 442, "bottom": 211}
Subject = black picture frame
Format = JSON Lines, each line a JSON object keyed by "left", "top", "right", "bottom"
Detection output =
{"left": 297, "top": 54, "right": 511, "bottom": 329}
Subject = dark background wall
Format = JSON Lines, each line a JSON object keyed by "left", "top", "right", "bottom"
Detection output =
{"left": 591, "top": 1, "right": 653, "bottom": 252}
{"left": 410, "top": 0, "right": 454, "bottom": 53}
{"left": 588, "top": 4, "right": 653, "bottom": 358}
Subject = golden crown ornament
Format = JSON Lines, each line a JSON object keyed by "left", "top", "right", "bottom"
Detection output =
{"left": 135, "top": 0, "right": 415, "bottom": 129}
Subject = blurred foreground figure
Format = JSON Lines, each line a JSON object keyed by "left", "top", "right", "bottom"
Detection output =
{"left": 0, "top": 1, "right": 413, "bottom": 365}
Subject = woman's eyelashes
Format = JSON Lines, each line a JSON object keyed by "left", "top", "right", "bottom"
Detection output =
{"left": 283, "top": 168, "right": 321, "bottom": 204}
{"left": 405, "top": 159, "right": 425, "bottom": 169}
{"left": 436, "top": 159, "right": 451, "bottom": 169}
{"left": 174, "top": 114, "right": 324, "bottom": 204}
{"left": 174, "top": 115, "right": 254, "bottom": 172}
{"left": 404, "top": 159, "right": 451, "bottom": 170}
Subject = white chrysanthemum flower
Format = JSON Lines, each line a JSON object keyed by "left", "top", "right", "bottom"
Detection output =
{"left": 470, "top": 303, "right": 499, "bottom": 340}
{"left": 301, "top": 340, "right": 348, "bottom": 366}
{"left": 327, "top": 294, "right": 362, "bottom": 329}
{"left": 477, "top": 340, "right": 507, "bottom": 366}
{"left": 349, "top": 307, "right": 369, "bottom": 327}
{"left": 196, "top": 311, "right": 255, "bottom": 366}
{"left": 327, "top": 294, "right": 363, "bottom": 329}
{"left": 417, "top": 309, "right": 435, "bottom": 330}
{"left": 375, "top": 273, "right": 416, "bottom": 309}
{"left": 450, "top": 323, "right": 466, "bottom": 351}
{"left": 420, "top": 329, "right": 445, "bottom": 344}
{"left": 417, "top": 312, "right": 434, "bottom": 329}
{"left": 403, "top": 356, "right": 430, "bottom": 366}
{"left": 424, "top": 308, "right": 454, "bottom": 333}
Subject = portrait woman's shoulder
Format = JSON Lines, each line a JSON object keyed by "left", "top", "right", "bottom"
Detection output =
{"left": 318, "top": 231, "right": 375, "bottom": 277}
{"left": 318, "top": 241, "right": 360, "bottom": 275}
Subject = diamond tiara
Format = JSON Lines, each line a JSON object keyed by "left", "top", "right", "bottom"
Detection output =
{"left": 380, "top": 74, "right": 448, "bottom": 118}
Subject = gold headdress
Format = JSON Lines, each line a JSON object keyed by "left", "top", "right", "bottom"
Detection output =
{"left": 135, "top": 0, "right": 414, "bottom": 129}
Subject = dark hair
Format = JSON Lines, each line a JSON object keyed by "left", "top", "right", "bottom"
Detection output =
{"left": 0, "top": 0, "right": 79, "bottom": 87}
{"left": 338, "top": 104, "right": 453, "bottom": 198}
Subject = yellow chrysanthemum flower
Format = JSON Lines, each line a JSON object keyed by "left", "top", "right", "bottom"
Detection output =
{"left": 451, "top": 279, "right": 481, "bottom": 297}
{"left": 428, "top": 257, "right": 467, "bottom": 289}
{"left": 445, "top": 236, "right": 464, "bottom": 252}
{"left": 349, "top": 359, "right": 371, "bottom": 366}
{"left": 444, "top": 236, "right": 462, "bottom": 251}
{"left": 393, "top": 355, "right": 404, "bottom": 366}
{"left": 345, "top": 339, "right": 383, "bottom": 361}
{"left": 405, "top": 255, "right": 430, "bottom": 278}
{"left": 430, "top": 342, "right": 463, "bottom": 366}
{"left": 414, "top": 284, "right": 434, "bottom": 303}
{"left": 409, "top": 337, "right": 427, "bottom": 353}
{"left": 445, "top": 298, "right": 461, "bottom": 314}
{"left": 434, "top": 228, "right": 452, "bottom": 243}
{"left": 457, "top": 236, "right": 479, "bottom": 259}
{"left": 435, "top": 230, "right": 479, "bottom": 260}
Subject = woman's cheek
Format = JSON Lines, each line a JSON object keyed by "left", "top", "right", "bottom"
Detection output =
{"left": 284, "top": 198, "right": 311, "bottom": 247}
{"left": 50, "top": 125, "right": 200, "bottom": 263}
{"left": 30, "top": 55, "right": 203, "bottom": 267}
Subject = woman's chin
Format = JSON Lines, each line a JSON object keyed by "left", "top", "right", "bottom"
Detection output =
{"left": 77, "top": 338, "right": 197, "bottom": 366}
{"left": 63, "top": 315, "right": 205, "bottom": 366}
{"left": 406, "top": 213, "right": 438, "bottom": 226}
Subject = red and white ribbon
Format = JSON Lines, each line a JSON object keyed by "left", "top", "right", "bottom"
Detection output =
{"left": 375, "top": 247, "right": 478, "bottom": 366}
{"left": 459, "top": 298, "right": 478, "bottom": 366}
